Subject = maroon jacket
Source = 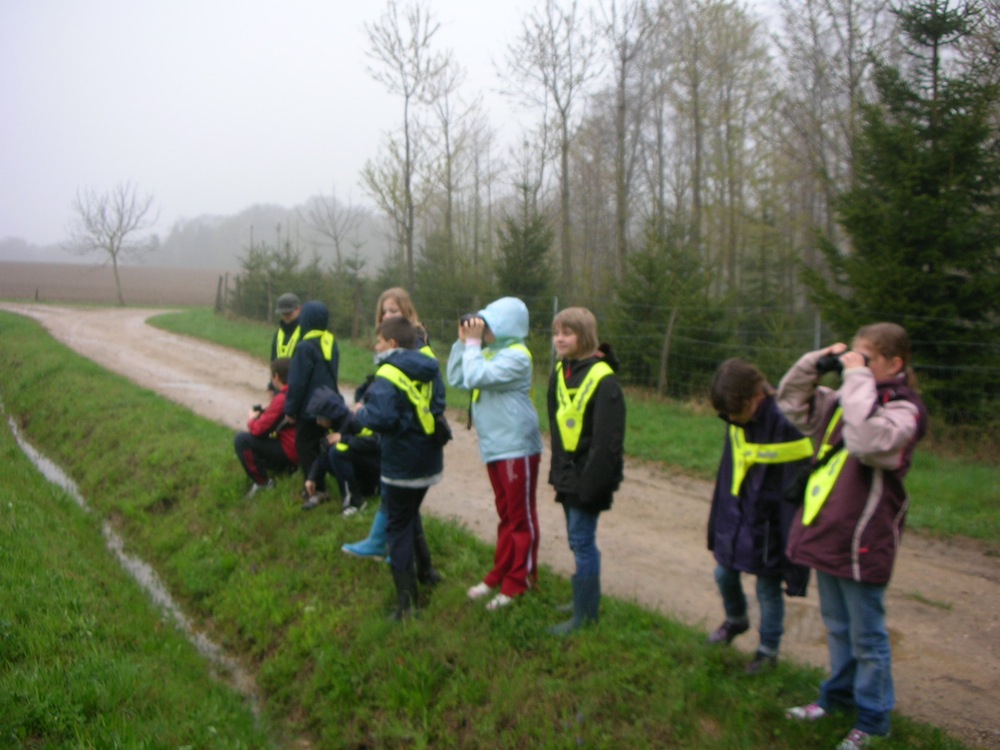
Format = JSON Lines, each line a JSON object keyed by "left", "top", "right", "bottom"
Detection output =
{"left": 777, "top": 351, "right": 928, "bottom": 585}
{"left": 247, "top": 385, "right": 298, "bottom": 464}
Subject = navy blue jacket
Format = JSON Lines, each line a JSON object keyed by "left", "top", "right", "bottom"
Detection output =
{"left": 707, "top": 394, "right": 810, "bottom": 592}
{"left": 284, "top": 301, "right": 339, "bottom": 419}
{"left": 344, "top": 348, "right": 445, "bottom": 485}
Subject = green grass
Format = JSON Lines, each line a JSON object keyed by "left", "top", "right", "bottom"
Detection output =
{"left": 150, "top": 308, "right": 1000, "bottom": 544}
{"left": 0, "top": 309, "right": 976, "bottom": 749}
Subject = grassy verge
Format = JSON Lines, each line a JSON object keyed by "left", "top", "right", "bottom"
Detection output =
{"left": 0, "top": 405, "right": 270, "bottom": 747}
{"left": 151, "top": 308, "right": 999, "bottom": 545}
{"left": 0, "top": 311, "right": 974, "bottom": 749}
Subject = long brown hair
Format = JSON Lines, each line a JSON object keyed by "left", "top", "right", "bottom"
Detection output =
{"left": 854, "top": 322, "right": 919, "bottom": 389}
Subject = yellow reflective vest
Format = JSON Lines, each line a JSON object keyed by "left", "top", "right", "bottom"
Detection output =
{"left": 802, "top": 407, "right": 847, "bottom": 525}
{"left": 728, "top": 425, "right": 814, "bottom": 496}
{"left": 375, "top": 363, "right": 435, "bottom": 435}
{"left": 554, "top": 360, "right": 613, "bottom": 452}
{"left": 275, "top": 325, "right": 302, "bottom": 358}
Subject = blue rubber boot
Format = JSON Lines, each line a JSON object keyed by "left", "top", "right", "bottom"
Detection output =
{"left": 342, "top": 507, "right": 389, "bottom": 559}
{"left": 548, "top": 575, "right": 600, "bottom": 636}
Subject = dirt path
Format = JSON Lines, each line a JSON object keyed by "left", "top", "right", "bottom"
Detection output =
{"left": 4, "top": 303, "right": 998, "bottom": 749}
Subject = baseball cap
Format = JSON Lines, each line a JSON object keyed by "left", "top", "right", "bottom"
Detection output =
{"left": 275, "top": 293, "right": 301, "bottom": 315}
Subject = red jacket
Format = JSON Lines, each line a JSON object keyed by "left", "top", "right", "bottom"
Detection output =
{"left": 247, "top": 385, "right": 298, "bottom": 463}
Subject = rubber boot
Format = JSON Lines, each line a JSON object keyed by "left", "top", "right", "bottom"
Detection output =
{"left": 342, "top": 507, "right": 389, "bottom": 559}
{"left": 415, "top": 525, "right": 443, "bottom": 588}
{"left": 548, "top": 575, "right": 601, "bottom": 636}
{"left": 390, "top": 566, "right": 419, "bottom": 621}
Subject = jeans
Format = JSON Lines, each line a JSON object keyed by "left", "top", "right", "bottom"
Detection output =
{"left": 713, "top": 566, "right": 784, "bottom": 655}
{"left": 816, "top": 571, "right": 894, "bottom": 736}
{"left": 383, "top": 483, "right": 430, "bottom": 577}
{"left": 563, "top": 505, "right": 601, "bottom": 578}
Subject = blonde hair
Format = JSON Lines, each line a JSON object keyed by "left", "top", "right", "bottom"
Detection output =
{"left": 854, "top": 322, "right": 919, "bottom": 389}
{"left": 376, "top": 287, "right": 421, "bottom": 326}
{"left": 552, "top": 307, "right": 599, "bottom": 358}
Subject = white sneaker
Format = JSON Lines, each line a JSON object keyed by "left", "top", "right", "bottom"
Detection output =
{"left": 486, "top": 593, "right": 515, "bottom": 611}
{"left": 467, "top": 582, "right": 493, "bottom": 600}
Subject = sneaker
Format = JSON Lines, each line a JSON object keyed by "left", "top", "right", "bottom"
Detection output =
{"left": 785, "top": 703, "right": 827, "bottom": 721}
{"left": 837, "top": 728, "right": 875, "bottom": 749}
{"left": 486, "top": 593, "right": 515, "bottom": 611}
{"left": 467, "top": 582, "right": 493, "bottom": 600}
{"left": 707, "top": 619, "right": 750, "bottom": 644}
{"left": 744, "top": 650, "right": 778, "bottom": 674}
{"left": 341, "top": 488, "right": 367, "bottom": 517}
{"left": 244, "top": 479, "right": 275, "bottom": 499}
{"left": 301, "top": 492, "right": 329, "bottom": 511}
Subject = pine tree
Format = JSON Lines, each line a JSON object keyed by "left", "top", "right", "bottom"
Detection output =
{"left": 804, "top": 0, "right": 1000, "bottom": 421}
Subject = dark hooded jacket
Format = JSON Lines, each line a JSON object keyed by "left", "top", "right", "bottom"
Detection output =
{"left": 342, "top": 347, "right": 446, "bottom": 485}
{"left": 284, "top": 301, "right": 339, "bottom": 419}
{"left": 546, "top": 344, "right": 626, "bottom": 511}
{"left": 707, "top": 394, "right": 811, "bottom": 594}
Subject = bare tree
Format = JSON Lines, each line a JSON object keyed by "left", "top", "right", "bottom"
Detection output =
{"left": 502, "top": 0, "right": 600, "bottom": 291}
{"left": 364, "top": 0, "right": 450, "bottom": 290}
{"left": 302, "top": 187, "right": 365, "bottom": 269}
{"left": 66, "top": 181, "right": 159, "bottom": 306}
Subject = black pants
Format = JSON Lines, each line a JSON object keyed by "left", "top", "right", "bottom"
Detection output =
{"left": 383, "top": 484, "right": 431, "bottom": 577}
{"left": 294, "top": 419, "right": 327, "bottom": 491}
{"left": 234, "top": 432, "right": 295, "bottom": 485}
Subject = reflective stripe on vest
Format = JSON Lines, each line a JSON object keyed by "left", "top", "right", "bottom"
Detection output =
{"left": 302, "top": 329, "right": 335, "bottom": 361}
{"left": 335, "top": 427, "right": 374, "bottom": 452}
{"left": 275, "top": 325, "right": 302, "bottom": 358}
{"left": 375, "top": 364, "right": 435, "bottom": 435}
{"left": 728, "top": 426, "right": 813, "bottom": 496}
{"left": 802, "top": 407, "right": 846, "bottom": 525}
{"left": 472, "top": 343, "right": 533, "bottom": 403}
{"left": 554, "top": 360, "right": 613, "bottom": 452}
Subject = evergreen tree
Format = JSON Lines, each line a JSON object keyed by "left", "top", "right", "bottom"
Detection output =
{"left": 804, "top": 0, "right": 1000, "bottom": 421}
{"left": 494, "top": 212, "right": 554, "bottom": 331}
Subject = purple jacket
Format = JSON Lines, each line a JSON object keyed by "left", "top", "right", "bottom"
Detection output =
{"left": 708, "top": 394, "right": 810, "bottom": 590}
{"left": 777, "top": 350, "right": 928, "bottom": 585}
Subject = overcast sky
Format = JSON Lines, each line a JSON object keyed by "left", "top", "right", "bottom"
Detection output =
{"left": 1, "top": 0, "right": 774, "bottom": 247}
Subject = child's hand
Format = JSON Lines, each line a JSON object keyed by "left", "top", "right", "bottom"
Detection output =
{"left": 326, "top": 432, "right": 342, "bottom": 445}
{"left": 839, "top": 351, "right": 868, "bottom": 370}
{"left": 825, "top": 342, "right": 848, "bottom": 356}
{"left": 248, "top": 409, "right": 259, "bottom": 421}
{"left": 463, "top": 317, "right": 486, "bottom": 340}
{"left": 305, "top": 480, "right": 316, "bottom": 496}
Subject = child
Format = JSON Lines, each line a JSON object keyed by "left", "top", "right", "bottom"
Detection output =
{"left": 303, "top": 385, "right": 379, "bottom": 514}
{"left": 283, "top": 300, "right": 340, "bottom": 497}
{"left": 342, "top": 287, "right": 430, "bottom": 560}
{"left": 447, "top": 297, "right": 543, "bottom": 611}
{"left": 268, "top": 293, "right": 301, "bottom": 393}
{"left": 337, "top": 316, "right": 446, "bottom": 619}
{"left": 234, "top": 358, "right": 298, "bottom": 497}
{"left": 705, "top": 358, "right": 813, "bottom": 673}
{"left": 547, "top": 307, "right": 626, "bottom": 634}
{"left": 777, "top": 323, "right": 928, "bottom": 750}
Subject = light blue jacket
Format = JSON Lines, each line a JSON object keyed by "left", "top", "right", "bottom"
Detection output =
{"left": 447, "top": 297, "right": 543, "bottom": 463}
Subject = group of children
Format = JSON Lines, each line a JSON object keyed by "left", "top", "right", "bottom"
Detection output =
{"left": 234, "top": 289, "right": 926, "bottom": 750}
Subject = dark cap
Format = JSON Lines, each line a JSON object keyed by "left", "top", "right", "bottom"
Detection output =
{"left": 275, "top": 293, "right": 301, "bottom": 315}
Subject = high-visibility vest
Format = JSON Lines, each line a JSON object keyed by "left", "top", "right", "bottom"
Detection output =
{"left": 302, "top": 329, "right": 335, "bottom": 361}
{"left": 727, "top": 425, "right": 813, "bottom": 496}
{"left": 471, "top": 342, "right": 533, "bottom": 403}
{"left": 335, "top": 427, "right": 374, "bottom": 452}
{"left": 375, "top": 363, "right": 435, "bottom": 435}
{"left": 802, "top": 407, "right": 847, "bottom": 525}
{"left": 275, "top": 325, "right": 302, "bottom": 358}
{"left": 554, "top": 360, "right": 613, "bottom": 452}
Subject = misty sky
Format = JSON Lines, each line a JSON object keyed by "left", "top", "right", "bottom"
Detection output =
{"left": 1, "top": 0, "right": 774, "bottom": 247}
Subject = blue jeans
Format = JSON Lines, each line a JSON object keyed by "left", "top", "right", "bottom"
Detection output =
{"left": 563, "top": 505, "right": 601, "bottom": 578}
{"left": 713, "top": 566, "right": 784, "bottom": 655}
{"left": 816, "top": 571, "right": 893, "bottom": 736}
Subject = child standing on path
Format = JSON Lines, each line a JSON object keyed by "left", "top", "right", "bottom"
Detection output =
{"left": 447, "top": 297, "right": 543, "bottom": 612}
{"left": 234, "top": 357, "right": 298, "bottom": 497}
{"left": 336, "top": 316, "right": 446, "bottom": 619}
{"left": 778, "top": 323, "right": 928, "bottom": 750}
{"left": 283, "top": 301, "right": 340, "bottom": 498}
{"left": 267, "top": 293, "right": 301, "bottom": 393}
{"left": 547, "top": 307, "right": 626, "bottom": 634}
{"left": 342, "top": 287, "right": 430, "bottom": 560}
{"left": 706, "top": 358, "right": 813, "bottom": 673}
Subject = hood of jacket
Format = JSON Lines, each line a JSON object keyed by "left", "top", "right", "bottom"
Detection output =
{"left": 381, "top": 347, "right": 440, "bottom": 383}
{"left": 305, "top": 385, "right": 349, "bottom": 424}
{"left": 299, "top": 300, "right": 329, "bottom": 335}
{"left": 479, "top": 296, "right": 529, "bottom": 344}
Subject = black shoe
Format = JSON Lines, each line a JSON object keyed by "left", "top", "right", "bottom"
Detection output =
{"left": 707, "top": 619, "right": 749, "bottom": 644}
{"left": 418, "top": 568, "right": 443, "bottom": 588}
{"left": 745, "top": 650, "right": 778, "bottom": 674}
